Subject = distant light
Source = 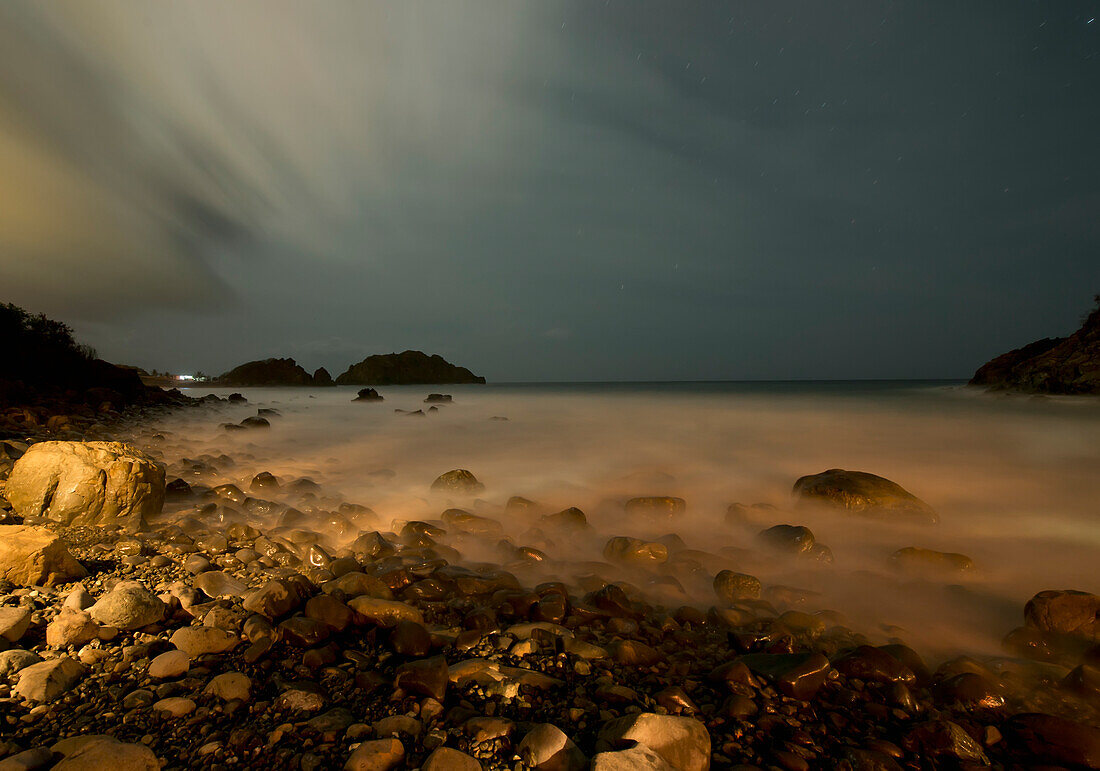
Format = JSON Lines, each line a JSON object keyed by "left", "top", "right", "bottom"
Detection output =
{"left": 177, "top": 374, "right": 195, "bottom": 381}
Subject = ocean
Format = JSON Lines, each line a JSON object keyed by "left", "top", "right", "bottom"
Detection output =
{"left": 149, "top": 380, "right": 1100, "bottom": 659}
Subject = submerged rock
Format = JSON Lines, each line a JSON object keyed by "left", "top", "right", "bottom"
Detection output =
{"left": 624, "top": 496, "right": 686, "bottom": 519}
{"left": 6, "top": 441, "right": 165, "bottom": 529}
{"left": 353, "top": 387, "right": 384, "bottom": 402}
{"left": 431, "top": 469, "right": 484, "bottom": 494}
{"left": 891, "top": 547, "right": 974, "bottom": 575}
{"left": 792, "top": 468, "right": 937, "bottom": 523}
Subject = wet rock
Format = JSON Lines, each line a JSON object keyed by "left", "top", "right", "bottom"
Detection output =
{"left": 306, "top": 594, "right": 353, "bottom": 632}
{"left": 194, "top": 570, "right": 248, "bottom": 599}
{"left": 613, "top": 639, "right": 662, "bottom": 667}
{"left": 1003, "top": 712, "right": 1100, "bottom": 768}
{"left": 89, "top": 580, "right": 165, "bottom": 630}
{"left": 541, "top": 507, "right": 588, "bottom": 530}
{"left": 14, "top": 657, "right": 84, "bottom": 702}
{"left": 242, "top": 578, "right": 311, "bottom": 618}
{"left": 933, "top": 672, "right": 1005, "bottom": 709}
{"left": 441, "top": 508, "right": 503, "bottom": 536}
{"left": 0, "top": 525, "right": 87, "bottom": 586}
{"left": 145, "top": 649, "right": 189, "bottom": 679}
{"left": 344, "top": 738, "right": 404, "bottom": 771}
{"left": 604, "top": 537, "right": 669, "bottom": 566}
{"left": 51, "top": 736, "right": 159, "bottom": 770}
{"left": 832, "top": 646, "right": 916, "bottom": 684}
{"left": 624, "top": 497, "right": 686, "bottom": 519}
{"left": 353, "top": 388, "right": 383, "bottom": 402}
{"left": 240, "top": 416, "right": 269, "bottom": 428}
{"left": 792, "top": 468, "right": 937, "bottom": 523}
{"left": 349, "top": 597, "right": 424, "bottom": 627}
{"left": 431, "top": 469, "right": 484, "bottom": 494}
{"left": 390, "top": 620, "right": 432, "bottom": 656}
{"left": 1025, "top": 589, "right": 1100, "bottom": 641}
{"left": 395, "top": 655, "right": 448, "bottom": 701}
{"left": 279, "top": 616, "right": 332, "bottom": 647}
{"left": 169, "top": 625, "right": 240, "bottom": 657}
{"left": 518, "top": 723, "right": 586, "bottom": 770}
{"left": 422, "top": 747, "right": 481, "bottom": 771}
{"left": 713, "top": 570, "right": 762, "bottom": 602}
{"left": 5, "top": 441, "right": 165, "bottom": 528}
{"left": 323, "top": 572, "right": 394, "bottom": 600}
{"left": 250, "top": 471, "right": 279, "bottom": 491}
{"left": 598, "top": 713, "right": 710, "bottom": 771}
{"left": 0, "top": 606, "right": 32, "bottom": 642}
{"left": 903, "top": 720, "right": 988, "bottom": 764}
{"left": 757, "top": 524, "right": 816, "bottom": 555}
{"left": 891, "top": 547, "right": 974, "bottom": 574}
{"left": 739, "top": 652, "right": 832, "bottom": 700}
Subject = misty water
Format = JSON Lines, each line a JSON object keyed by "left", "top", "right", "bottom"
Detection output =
{"left": 143, "top": 381, "right": 1100, "bottom": 663}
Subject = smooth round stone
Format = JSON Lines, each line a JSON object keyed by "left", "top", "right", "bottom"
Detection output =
{"left": 205, "top": 672, "right": 251, "bottom": 702}
{"left": 153, "top": 697, "right": 196, "bottom": 717}
{"left": 148, "top": 650, "right": 190, "bottom": 679}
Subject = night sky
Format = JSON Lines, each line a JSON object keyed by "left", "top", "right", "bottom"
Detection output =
{"left": 1, "top": 1, "right": 1098, "bottom": 381}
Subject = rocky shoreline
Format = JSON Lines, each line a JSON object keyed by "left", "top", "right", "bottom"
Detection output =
{"left": 1, "top": 399, "right": 1099, "bottom": 770}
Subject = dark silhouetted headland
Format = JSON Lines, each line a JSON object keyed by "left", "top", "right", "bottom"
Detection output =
{"left": 970, "top": 295, "right": 1100, "bottom": 394}
{"left": 335, "top": 350, "right": 485, "bottom": 385}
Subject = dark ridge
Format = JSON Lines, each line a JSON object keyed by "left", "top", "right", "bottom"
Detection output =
{"left": 335, "top": 350, "right": 485, "bottom": 386}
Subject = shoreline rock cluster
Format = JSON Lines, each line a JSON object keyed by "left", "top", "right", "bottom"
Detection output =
{"left": 1, "top": 417, "right": 1099, "bottom": 769}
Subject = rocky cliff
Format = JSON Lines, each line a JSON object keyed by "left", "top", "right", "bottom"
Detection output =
{"left": 335, "top": 351, "right": 485, "bottom": 385}
{"left": 970, "top": 296, "right": 1100, "bottom": 394}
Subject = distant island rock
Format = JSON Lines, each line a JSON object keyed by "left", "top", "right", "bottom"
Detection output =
{"left": 216, "top": 358, "right": 332, "bottom": 387}
{"left": 335, "top": 351, "right": 485, "bottom": 386}
{"left": 970, "top": 295, "right": 1100, "bottom": 394}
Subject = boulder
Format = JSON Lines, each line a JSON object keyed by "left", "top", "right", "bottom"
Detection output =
{"left": 353, "top": 388, "right": 383, "bottom": 402}
{"left": 713, "top": 570, "right": 761, "bottom": 602}
{"left": 51, "top": 736, "right": 159, "bottom": 770}
{"left": 603, "top": 537, "right": 668, "bottom": 566}
{"left": 0, "top": 606, "right": 32, "bottom": 642}
{"left": 792, "top": 468, "right": 937, "bottom": 523}
{"left": 598, "top": 713, "right": 711, "bottom": 771}
{"left": 170, "top": 626, "right": 240, "bottom": 657}
{"left": 0, "top": 525, "right": 87, "bottom": 586}
{"left": 14, "top": 657, "right": 84, "bottom": 702}
{"left": 88, "top": 580, "right": 165, "bottom": 630}
{"left": 344, "top": 737, "right": 405, "bottom": 771}
{"left": 431, "top": 469, "right": 484, "bottom": 494}
{"left": 1003, "top": 712, "right": 1100, "bottom": 768}
{"left": 46, "top": 608, "right": 100, "bottom": 648}
{"left": 518, "top": 723, "right": 586, "bottom": 770}
{"left": 1025, "top": 590, "right": 1100, "bottom": 641}
{"left": 6, "top": 441, "right": 165, "bottom": 529}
